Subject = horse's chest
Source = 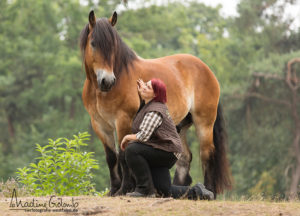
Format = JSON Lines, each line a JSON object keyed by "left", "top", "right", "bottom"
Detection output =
{"left": 96, "top": 102, "right": 117, "bottom": 119}
{"left": 84, "top": 97, "right": 118, "bottom": 129}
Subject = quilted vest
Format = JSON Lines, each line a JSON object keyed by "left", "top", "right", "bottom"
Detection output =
{"left": 131, "top": 100, "right": 182, "bottom": 153}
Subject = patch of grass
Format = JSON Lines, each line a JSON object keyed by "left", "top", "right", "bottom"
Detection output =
{"left": 0, "top": 196, "right": 300, "bottom": 215}
{"left": 0, "top": 178, "right": 31, "bottom": 197}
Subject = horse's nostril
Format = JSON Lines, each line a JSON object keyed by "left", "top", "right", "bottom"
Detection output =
{"left": 99, "top": 77, "right": 115, "bottom": 91}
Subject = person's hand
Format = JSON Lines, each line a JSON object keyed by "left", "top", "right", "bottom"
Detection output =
{"left": 137, "top": 79, "right": 146, "bottom": 91}
{"left": 121, "top": 135, "right": 130, "bottom": 151}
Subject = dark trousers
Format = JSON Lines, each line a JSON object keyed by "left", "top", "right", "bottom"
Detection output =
{"left": 125, "top": 142, "right": 190, "bottom": 197}
{"left": 152, "top": 167, "right": 191, "bottom": 198}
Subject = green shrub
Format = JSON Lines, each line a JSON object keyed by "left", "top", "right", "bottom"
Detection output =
{"left": 16, "top": 132, "right": 99, "bottom": 196}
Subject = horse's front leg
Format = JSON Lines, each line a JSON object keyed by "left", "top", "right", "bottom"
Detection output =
{"left": 90, "top": 118, "right": 121, "bottom": 196}
{"left": 173, "top": 125, "right": 193, "bottom": 186}
{"left": 114, "top": 113, "right": 135, "bottom": 195}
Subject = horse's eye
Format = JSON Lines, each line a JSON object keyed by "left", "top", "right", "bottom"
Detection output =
{"left": 91, "top": 41, "right": 96, "bottom": 47}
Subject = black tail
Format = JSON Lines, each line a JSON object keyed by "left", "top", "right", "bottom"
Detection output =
{"left": 204, "top": 103, "right": 232, "bottom": 195}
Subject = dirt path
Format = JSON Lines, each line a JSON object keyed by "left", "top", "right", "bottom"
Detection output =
{"left": 1, "top": 196, "right": 300, "bottom": 216}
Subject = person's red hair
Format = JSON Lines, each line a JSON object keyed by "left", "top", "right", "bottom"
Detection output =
{"left": 151, "top": 78, "right": 167, "bottom": 104}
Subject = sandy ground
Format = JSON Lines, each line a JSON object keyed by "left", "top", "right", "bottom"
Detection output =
{"left": 1, "top": 196, "right": 300, "bottom": 216}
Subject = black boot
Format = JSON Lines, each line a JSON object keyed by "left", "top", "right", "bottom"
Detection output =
{"left": 187, "top": 183, "right": 214, "bottom": 200}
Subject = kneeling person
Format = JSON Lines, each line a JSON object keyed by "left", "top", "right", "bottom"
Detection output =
{"left": 121, "top": 78, "right": 213, "bottom": 200}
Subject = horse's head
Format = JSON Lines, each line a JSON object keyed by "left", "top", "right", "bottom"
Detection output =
{"left": 80, "top": 11, "right": 119, "bottom": 92}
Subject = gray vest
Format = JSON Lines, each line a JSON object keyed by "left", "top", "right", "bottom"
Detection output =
{"left": 131, "top": 100, "right": 182, "bottom": 153}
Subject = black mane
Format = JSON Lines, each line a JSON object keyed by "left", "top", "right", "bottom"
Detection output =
{"left": 79, "top": 18, "right": 137, "bottom": 78}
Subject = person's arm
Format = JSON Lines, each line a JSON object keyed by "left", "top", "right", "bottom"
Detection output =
{"left": 136, "top": 111, "right": 162, "bottom": 142}
{"left": 120, "top": 112, "right": 162, "bottom": 150}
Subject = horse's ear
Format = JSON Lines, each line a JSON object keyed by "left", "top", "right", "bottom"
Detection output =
{"left": 89, "top": 10, "right": 96, "bottom": 30}
{"left": 109, "top": 11, "right": 117, "bottom": 26}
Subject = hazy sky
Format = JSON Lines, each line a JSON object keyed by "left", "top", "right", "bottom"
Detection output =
{"left": 116, "top": 0, "right": 300, "bottom": 30}
{"left": 195, "top": 0, "right": 240, "bottom": 16}
{"left": 201, "top": 0, "right": 299, "bottom": 29}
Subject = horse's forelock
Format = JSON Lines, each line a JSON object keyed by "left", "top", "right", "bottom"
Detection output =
{"left": 92, "top": 19, "right": 116, "bottom": 66}
{"left": 80, "top": 18, "right": 137, "bottom": 79}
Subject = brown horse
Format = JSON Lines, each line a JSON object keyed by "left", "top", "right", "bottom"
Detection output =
{"left": 80, "top": 10, "right": 232, "bottom": 197}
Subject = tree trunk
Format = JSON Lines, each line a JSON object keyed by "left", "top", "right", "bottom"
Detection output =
{"left": 4, "top": 114, "right": 15, "bottom": 153}
{"left": 288, "top": 90, "right": 300, "bottom": 199}
{"left": 286, "top": 58, "right": 300, "bottom": 200}
{"left": 289, "top": 158, "right": 300, "bottom": 199}
{"left": 7, "top": 114, "right": 15, "bottom": 138}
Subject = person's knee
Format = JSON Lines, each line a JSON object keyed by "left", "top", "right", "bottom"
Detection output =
{"left": 125, "top": 143, "right": 138, "bottom": 161}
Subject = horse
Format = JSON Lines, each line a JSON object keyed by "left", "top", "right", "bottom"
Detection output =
{"left": 79, "top": 10, "right": 232, "bottom": 197}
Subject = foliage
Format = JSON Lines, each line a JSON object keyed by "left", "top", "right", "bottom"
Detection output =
{"left": 99, "top": 187, "right": 110, "bottom": 197}
{"left": 224, "top": 51, "right": 300, "bottom": 199}
{"left": 249, "top": 171, "right": 276, "bottom": 198}
{"left": 16, "top": 132, "right": 99, "bottom": 196}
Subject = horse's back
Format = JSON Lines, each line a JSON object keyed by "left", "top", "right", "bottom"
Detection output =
{"left": 144, "top": 54, "right": 219, "bottom": 88}
{"left": 144, "top": 53, "right": 220, "bottom": 100}
{"left": 161, "top": 54, "right": 217, "bottom": 78}
{"left": 164, "top": 53, "right": 220, "bottom": 101}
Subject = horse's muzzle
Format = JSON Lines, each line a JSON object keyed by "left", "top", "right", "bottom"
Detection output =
{"left": 96, "top": 69, "right": 116, "bottom": 92}
{"left": 98, "top": 77, "right": 116, "bottom": 92}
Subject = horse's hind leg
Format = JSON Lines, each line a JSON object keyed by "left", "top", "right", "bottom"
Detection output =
{"left": 91, "top": 118, "right": 121, "bottom": 196}
{"left": 173, "top": 114, "right": 193, "bottom": 186}
{"left": 192, "top": 113, "right": 216, "bottom": 195}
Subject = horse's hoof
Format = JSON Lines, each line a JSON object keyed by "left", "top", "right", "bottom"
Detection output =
{"left": 114, "top": 186, "right": 134, "bottom": 196}
{"left": 113, "top": 190, "right": 123, "bottom": 196}
{"left": 113, "top": 187, "right": 128, "bottom": 196}
{"left": 173, "top": 171, "right": 192, "bottom": 186}
{"left": 107, "top": 188, "right": 120, "bottom": 196}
